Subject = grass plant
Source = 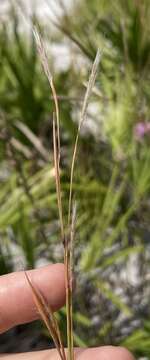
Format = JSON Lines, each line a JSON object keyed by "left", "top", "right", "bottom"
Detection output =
{"left": 1, "top": 3, "right": 150, "bottom": 358}
{"left": 25, "top": 29, "right": 101, "bottom": 360}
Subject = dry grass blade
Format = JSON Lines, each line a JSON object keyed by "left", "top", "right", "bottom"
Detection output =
{"left": 33, "top": 28, "right": 64, "bottom": 240}
{"left": 70, "top": 202, "right": 77, "bottom": 291}
{"left": 52, "top": 311, "right": 66, "bottom": 360}
{"left": 33, "top": 27, "right": 61, "bottom": 160}
{"left": 25, "top": 272, "right": 66, "bottom": 360}
{"left": 33, "top": 28, "right": 66, "bottom": 357}
{"left": 64, "top": 243, "right": 72, "bottom": 360}
{"left": 64, "top": 202, "right": 77, "bottom": 360}
{"left": 68, "top": 49, "right": 101, "bottom": 225}
{"left": 53, "top": 114, "right": 64, "bottom": 240}
{"left": 70, "top": 202, "right": 77, "bottom": 359}
{"left": 15, "top": 120, "right": 49, "bottom": 161}
{"left": 10, "top": 137, "right": 32, "bottom": 159}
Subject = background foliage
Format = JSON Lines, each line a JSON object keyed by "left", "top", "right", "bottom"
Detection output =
{"left": 0, "top": 1, "right": 150, "bottom": 358}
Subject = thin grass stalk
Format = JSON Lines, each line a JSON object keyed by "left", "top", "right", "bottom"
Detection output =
{"left": 64, "top": 203, "right": 77, "bottom": 360}
{"left": 66, "top": 51, "right": 101, "bottom": 358}
{"left": 32, "top": 28, "right": 74, "bottom": 360}
{"left": 33, "top": 28, "right": 64, "bottom": 240}
{"left": 51, "top": 307, "right": 66, "bottom": 360}
{"left": 52, "top": 88, "right": 73, "bottom": 359}
{"left": 70, "top": 203, "right": 77, "bottom": 358}
{"left": 64, "top": 240, "right": 72, "bottom": 360}
{"left": 35, "top": 24, "right": 73, "bottom": 355}
{"left": 53, "top": 114, "right": 64, "bottom": 240}
{"left": 68, "top": 49, "right": 101, "bottom": 225}
{"left": 33, "top": 28, "right": 60, "bottom": 158}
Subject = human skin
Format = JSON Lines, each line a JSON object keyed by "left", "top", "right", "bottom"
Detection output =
{"left": 0, "top": 264, "right": 135, "bottom": 360}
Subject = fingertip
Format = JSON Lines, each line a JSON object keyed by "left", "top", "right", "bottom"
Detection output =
{"left": 0, "top": 263, "right": 66, "bottom": 333}
{"left": 36, "top": 263, "right": 66, "bottom": 310}
{"left": 75, "top": 346, "right": 135, "bottom": 360}
{"left": 115, "top": 347, "right": 135, "bottom": 360}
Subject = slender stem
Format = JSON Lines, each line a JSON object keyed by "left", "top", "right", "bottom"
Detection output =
{"left": 65, "top": 241, "right": 74, "bottom": 360}
{"left": 65, "top": 203, "right": 76, "bottom": 360}
{"left": 53, "top": 115, "right": 64, "bottom": 240}
{"left": 68, "top": 49, "right": 101, "bottom": 226}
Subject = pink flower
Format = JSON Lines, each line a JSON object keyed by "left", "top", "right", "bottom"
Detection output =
{"left": 134, "top": 122, "right": 150, "bottom": 140}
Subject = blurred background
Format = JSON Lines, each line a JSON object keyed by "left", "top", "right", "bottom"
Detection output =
{"left": 0, "top": 0, "right": 150, "bottom": 358}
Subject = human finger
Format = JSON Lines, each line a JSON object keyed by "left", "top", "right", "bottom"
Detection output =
{"left": 0, "top": 346, "right": 135, "bottom": 360}
{"left": 0, "top": 264, "right": 65, "bottom": 334}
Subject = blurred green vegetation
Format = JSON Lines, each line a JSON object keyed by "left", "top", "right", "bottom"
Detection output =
{"left": 0, "top": 1, "right": 150, "bottom": 358}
